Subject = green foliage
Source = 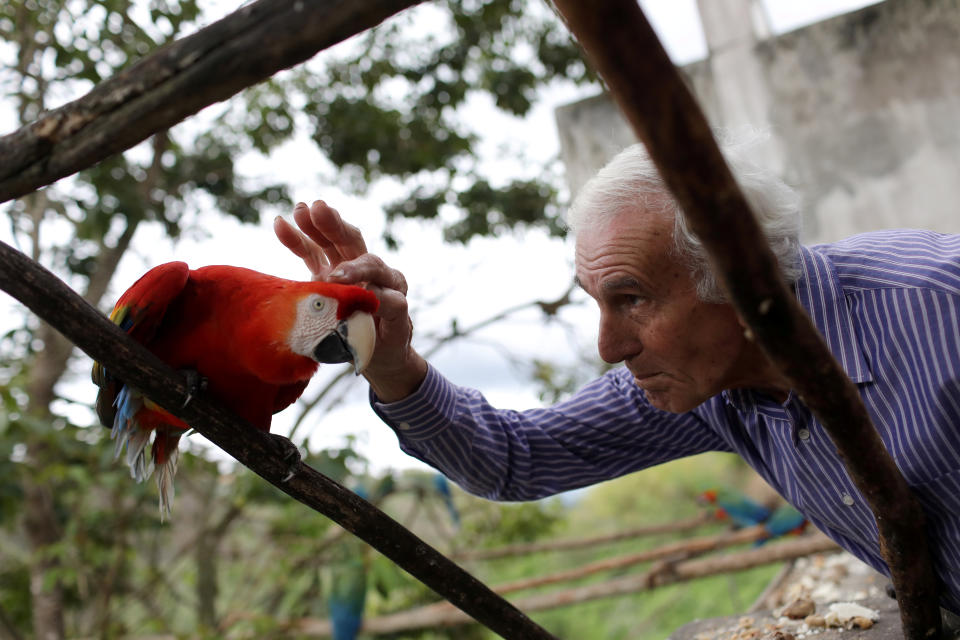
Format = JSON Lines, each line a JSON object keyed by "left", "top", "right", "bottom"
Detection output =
{"left": 461, "top": 499, "right": 564, "bottom": 548}
{"left": 295, "top": 0, "right": 597, "bottom": 244}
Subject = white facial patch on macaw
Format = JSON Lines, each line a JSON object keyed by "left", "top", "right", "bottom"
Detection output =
{"left": 287, "top": 294, "right": 341, "bottom": 358}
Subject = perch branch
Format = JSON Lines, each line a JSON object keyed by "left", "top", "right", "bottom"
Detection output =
{"left": 548, "top": 1, "right": 942, "bottom": 638}
{"left": 0, "top": 240, "right": 556, "bottom": 640}
{"left": 0, "top": 0, "right": 424, "bottom": 203}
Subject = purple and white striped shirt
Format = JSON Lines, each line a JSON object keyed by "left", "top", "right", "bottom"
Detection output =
{"left": 372, "top": 229, "right": 960, "bottom": 611}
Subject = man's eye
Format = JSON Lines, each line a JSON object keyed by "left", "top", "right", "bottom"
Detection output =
{"left": 622, "top": 295, "right": 647, "bottom": 308}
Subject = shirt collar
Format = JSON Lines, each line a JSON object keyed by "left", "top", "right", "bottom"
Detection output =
{"left": 722, "top": 244, "right": 872, "bottom": 414}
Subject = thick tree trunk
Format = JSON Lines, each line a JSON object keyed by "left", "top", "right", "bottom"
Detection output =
{"left": 22, "top": 468, "right": 65, "bottom": 640}
{"left": 196, "top": 534, "right": 219, "bottom": 628}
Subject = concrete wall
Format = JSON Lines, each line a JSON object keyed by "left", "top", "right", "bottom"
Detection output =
{"left": 555, "top": 0, "right": 960, "bottom": 243}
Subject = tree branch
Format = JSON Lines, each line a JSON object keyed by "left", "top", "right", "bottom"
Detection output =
{"left": 491, "top": 524, "right": 774, "bottom": 596}
{"left": 0, "top": 240, "right": 557, "bottom": 640}
{"left": 452, "top": 513, "right": 711, "bottom": 561}
{"left": 548, "top": 2, "right": 942, "bottom": 638}
{"left": 0, "top": 0, "right": 424, "bottom": 204}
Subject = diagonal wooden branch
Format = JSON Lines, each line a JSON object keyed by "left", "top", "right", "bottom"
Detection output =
{"left": 548, "top": 2, "right": 942, "bottom": 639}
{"left": 0, "top": 0, "right": 424, "bottom": 204}
{"left": 0, "top": 239, "right": 557, "bottom": 640}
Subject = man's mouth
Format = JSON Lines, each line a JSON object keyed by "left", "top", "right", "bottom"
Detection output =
{"left": 630, "top": 371, "right": 663, "bottom": 385}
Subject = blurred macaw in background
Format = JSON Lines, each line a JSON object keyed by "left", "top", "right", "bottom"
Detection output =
{"left": 698, "top": 487, "right": 772, "bottom": 527}
{"left": 432, "top": 473, "right": 461, "bottom": 529}
{"left": 760, "top": 503, "right": 808, "bottom": 541}
{"left": 699, "top": 487, "right": 809, "bottom": 545}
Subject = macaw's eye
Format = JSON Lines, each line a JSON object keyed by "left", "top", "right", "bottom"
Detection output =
{"left": 313, "top": 299, "right": 325, "bottom": 311}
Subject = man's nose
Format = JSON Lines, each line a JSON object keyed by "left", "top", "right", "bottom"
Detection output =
{"left": 597, "top": 313, "right": 639, "bottom": 364}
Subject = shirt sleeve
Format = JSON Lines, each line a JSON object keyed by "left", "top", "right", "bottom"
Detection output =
{"left": 371, "top": 364, "right": 731, "bottom": 501}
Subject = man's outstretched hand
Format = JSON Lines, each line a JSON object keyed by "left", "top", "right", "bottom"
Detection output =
{"left": 275, "top": 201, "right": 428, "bottom": 403}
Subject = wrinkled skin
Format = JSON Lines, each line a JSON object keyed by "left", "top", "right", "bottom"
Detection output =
{"left": 573, "top": 206, "right": 788, "bottom": 413}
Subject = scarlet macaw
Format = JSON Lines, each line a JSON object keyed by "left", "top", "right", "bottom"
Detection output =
{"left": 91, "top": 261, "right": 379, "bottom": 516}
{"left": 698, "top": 487, "right": 772, "bottom": 527}
{"left": 699, "top": 488, "right": 809, "bottom": 544}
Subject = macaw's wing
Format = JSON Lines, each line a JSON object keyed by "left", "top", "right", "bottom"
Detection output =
{"left": 762, "top": 504, "right": 808, "bottom": 538}
{"left": 92, "top": 261, "right": 190, "bottom": 429}
{"left": 714, "top": 488, "right": 772, "bottom": 527}
{"left": 272, "top": 380, "right": 310, "bottom": 415}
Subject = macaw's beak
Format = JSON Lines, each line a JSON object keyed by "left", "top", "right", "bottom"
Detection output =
{"left": 313, "top": 312, "right": 376, "bottom": 375}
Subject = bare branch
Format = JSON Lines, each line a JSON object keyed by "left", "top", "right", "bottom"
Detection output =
{"left": 452, "top": 513, "right": 711, "bottom": 561}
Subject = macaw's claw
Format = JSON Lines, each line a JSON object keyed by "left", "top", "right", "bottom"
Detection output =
{"left": 269, "top": 433, "right": 302, "bottom": 482}
{"left": 180, "top": 369, "right": 208, "bottom": 408}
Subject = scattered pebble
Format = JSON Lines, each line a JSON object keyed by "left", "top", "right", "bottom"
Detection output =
{"left": 823, "top": 602, "right": 880, "bottom": 628}
{"left": 779, "top": 597, "right": 816, "bottom": 619}
{"left": 804, "top": 614, "right": 826, "bottom": 628}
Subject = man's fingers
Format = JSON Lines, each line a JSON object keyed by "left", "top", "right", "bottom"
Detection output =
{"left": 329, "top": 254, "right": 408, "bottom": 296}
{"left": 274, "top": 216, "right": 328, "bottom": 276}
{"left": 307, "top": 200, "right": 367, "bottom": 261}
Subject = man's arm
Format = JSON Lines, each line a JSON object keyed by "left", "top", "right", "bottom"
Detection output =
{"left": 372, "top": 364, "right": 732, "bottom": 501}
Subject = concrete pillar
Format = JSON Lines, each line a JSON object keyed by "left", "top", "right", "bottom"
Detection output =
{"left": 696, "top": 0, "right": 783, "bottom": 172}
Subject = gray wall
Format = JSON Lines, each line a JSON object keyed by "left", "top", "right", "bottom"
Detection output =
{"left": 555, "top": 0, "right": 960, "bottom": 243}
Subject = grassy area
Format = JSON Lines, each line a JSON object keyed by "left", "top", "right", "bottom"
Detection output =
{"left": 449, "top": 452, "right": 783, "bottom": 639}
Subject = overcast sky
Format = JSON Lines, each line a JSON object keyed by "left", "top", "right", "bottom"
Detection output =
{"left": 0, "top": 0, "right": 882, "bottom": 473}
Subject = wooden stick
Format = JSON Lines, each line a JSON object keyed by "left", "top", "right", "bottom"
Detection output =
{"left": 493, "top": 524, "right": 768, "bottom": 596}
{"left": 0, "top": 0, "right": 423, "bottom": 203}
{"left": 452, "top": 513, "right": 711, "bottom": 561}
{"left": 547, "top": 2, "right": 942, "bottom": 638}
{"left": 0, "top": 239, "right": 556, "bottom": 640}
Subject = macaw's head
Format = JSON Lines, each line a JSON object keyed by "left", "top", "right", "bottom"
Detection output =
{"left": 285, "top": 282, "right": 380, "bottom": 375}
{"left": 697, "top": 489, "right": 718, "bottom": 505}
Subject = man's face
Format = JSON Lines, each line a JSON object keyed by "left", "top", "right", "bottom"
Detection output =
{"left": 574, "top": 207, "right": 752, "bottom": 413}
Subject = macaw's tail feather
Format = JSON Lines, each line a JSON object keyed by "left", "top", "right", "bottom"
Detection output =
{"left": 153, "top": 428, "right": 182, "bottom": 521}
{"left": 111, "top": 387, "right": 155, "bottom": 481}
{"left": 110, "top": 386, "right": 185, "bottom": 518}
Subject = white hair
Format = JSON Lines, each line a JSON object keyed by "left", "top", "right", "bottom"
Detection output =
{"left": 566, "top": 137, "right": 802, "bottom": 303}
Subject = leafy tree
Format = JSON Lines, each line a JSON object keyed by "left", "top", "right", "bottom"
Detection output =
{"left": 1, "top": 0, "right": 291, "bottom": 636}
{"left": 295, "top": 0, "right": 596, "bottom": 246}
{"left": 0, "top": 0, "right": 597, "bottom": 636}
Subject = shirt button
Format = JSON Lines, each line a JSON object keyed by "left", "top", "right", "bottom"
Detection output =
{"left": 797, "top": 428, "right": 811, "bottom": 441}
{"left": 398, "top": 421, "right": 411, "bottom": 431}
{"left": 841, "top": 493, "right": 855, "bottom": 506}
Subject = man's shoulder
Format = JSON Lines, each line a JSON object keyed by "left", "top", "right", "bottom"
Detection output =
{"left": 808, "top": 229, "right": 960, "bottom": 294}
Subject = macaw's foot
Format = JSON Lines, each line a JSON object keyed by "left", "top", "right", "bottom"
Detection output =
{"left": 179, "top": 369, "right": 209, "bottom": 408}
{"left": 269, "top": 433, "right": 302, "bottom": 482}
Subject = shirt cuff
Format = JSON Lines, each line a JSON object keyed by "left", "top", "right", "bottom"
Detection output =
{"left": 370, "top": 364, "right": 459, "bottom": 441}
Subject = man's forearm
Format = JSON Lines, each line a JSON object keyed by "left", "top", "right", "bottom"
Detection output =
{"left": 364, "top": 349, "right": 429, "bottom": 403}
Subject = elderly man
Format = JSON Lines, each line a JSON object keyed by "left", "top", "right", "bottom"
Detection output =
{"left": 275, "top": 142, "right": 960, "bottom": 614}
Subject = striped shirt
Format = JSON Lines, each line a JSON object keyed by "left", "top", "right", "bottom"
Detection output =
{"left": 372, "top": 229, "right": 960, "bottom": 612}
